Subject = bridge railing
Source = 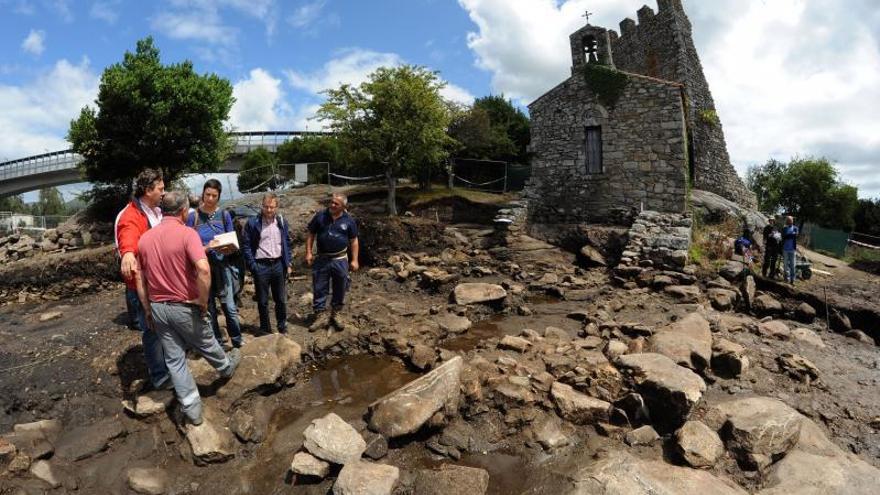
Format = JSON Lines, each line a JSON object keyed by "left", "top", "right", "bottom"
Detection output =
{"left": 0, "top": 131, "right": 329, "bottom": 182}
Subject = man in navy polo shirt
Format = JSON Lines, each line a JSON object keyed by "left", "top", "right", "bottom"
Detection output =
{"left": 306, "top": 192, "right": 360, "bottom": 331}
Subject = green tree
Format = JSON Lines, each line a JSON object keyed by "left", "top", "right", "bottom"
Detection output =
{"left": 0, "top": 195, "right": 29, "bottom": 214}
{"left": 237, "top": 148, "right": 279, "bottom": 193}
{"left": 33, "top": 187, "right": 66, "bottom": 216}
{"left": 317, "top": 65, "right": 455, "bottom": 215}
{"left": 472, "top": 95, "right": 530, "bottom": 164}
{"left": 746, "top": 158, "right": 786, "bottom": 213}
{"left": 854, "top": 198, "right": 880, "bottom": 237}
{"left": 448, "top": 105, "right": 514, "bottom": 160}
{"left": 747, "top": 156, "right": 859, "bottom": 229}
{"left": 68, "top": 37, "right": 234, "bottom": 212}
{"left": 276, "top": 134, "right": 343, "bottom": 184}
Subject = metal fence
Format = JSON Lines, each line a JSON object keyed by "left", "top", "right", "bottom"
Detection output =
{"left": 0, "top": 212, "right": 70, "bottom": 233}
{"left": 0, "top": 131, "right": 331, "bottom": 183}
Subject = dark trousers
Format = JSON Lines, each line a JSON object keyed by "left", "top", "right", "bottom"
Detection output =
{"left": 312, "top": 256, "right": 350, "bottom": 312}
{"left": 762, "top": 249, "right": 780, "bottom": 278}
{"left": 253, "top": 259, "right": 287, "bottom": 332}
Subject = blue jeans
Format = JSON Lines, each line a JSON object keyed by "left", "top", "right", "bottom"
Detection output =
{"left": 150, "top": 302, "right": 233, "bottom": 422}
{"left": 209, "top": 264, "right": 242, "bottom": 347}
{"left": 783, "top": 250, "right": 797, "bottom": 283}
{"left": 125, "top": 288, "right": 169, "bottom": 388}
{"left": 312, "top": 256, "right": 350, "bottom": 312}
{"left": 253, "top": 259, "right": 287, "bottom": 332}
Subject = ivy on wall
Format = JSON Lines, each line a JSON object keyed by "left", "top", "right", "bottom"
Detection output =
{"left": 582, "top": 64, "right": 629, "bottom": 108}
{"left": 698, "top": 108, "right": 720, "bottom": 127}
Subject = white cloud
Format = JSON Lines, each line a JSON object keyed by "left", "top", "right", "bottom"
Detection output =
{"left": 21, "top": 29, "right": 46, "bottom": 56}
{"left": 0, "top": 58, "right": 99, "bottom": 160}
{"left": 458, "top": 0, "right": 639, "bottom": 102}
{"left": 90, "top": 0, "right": 120, "bottom": 24}
{"left": 440, "top": 83, "right": 475, "bottom": 105}
{"left": 288, "top": 0, "right": 326, "bottom": 28}
{"left": 151, "top": 9, "right": 237, "bottom": 46}
{"left": 49, "top": 0, "right": 73, "bottom": 22}
{"left": 229, "top": 68, "right": 292, "bottom": 131}
{"left": 286, "top": 49, "right": 404, "bottom": 94}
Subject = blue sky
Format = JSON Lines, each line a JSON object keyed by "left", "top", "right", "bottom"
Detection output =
{"left": 2, "top": 0, "right": 879, "bottom": 201}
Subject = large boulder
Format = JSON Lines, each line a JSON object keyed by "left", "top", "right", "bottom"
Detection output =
{"left": 303, "top": 413, "right": 366, "bottom": 465}
{"left": 452, "top": 283, "right": 507, "bottom": 305}
{"left": 433, "top": 313, "right": 472, "bottom": 334}
{"left": 675, "top": 420, "right": 724, "bottom": 468}
{"left": 369, "top": 357, "right": 462, "bottom": 438}
{"left": 615, "top": 353, "right": 706, "bottom": 431}
{"left": 663, "top": 285, "right": 701, "bottom": 303}
{"left": 690, "top": 189, "right": 765, "bottom": 232}
{"left": 412, "top": 464, "right": 490, "bottom": 495}
{"left": 565, "top": 449, "right": 747, "bottom": 494}
{"left": 709, "top": 397, "right": 803, "bottom": 469}
{"left": 185, "top": 419, "right": 236, "bottom": 465}
{"left": 188, "top": 334, "right": 302, "bottom": 403}
{"left": 753, "top": 294, "right": 783, "bottom": 315}
{"left": 550, "top": 382, "right": 611, "bottom": 424}
{"left": 333, "top": 461, "right": 399, "bottom": 495}
{"left": 649, "top": 313, "right": 712, "bottom": 372}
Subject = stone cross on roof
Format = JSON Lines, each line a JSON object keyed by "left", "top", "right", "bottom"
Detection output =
{"left": 582, "top": 10, "right": 593, "bottom": 24}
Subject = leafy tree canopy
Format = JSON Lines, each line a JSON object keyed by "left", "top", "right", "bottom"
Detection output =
{"left": 746, "top": 156, "right": 859, "bottom": 230}
{"left": 0, "top": 195, "right": 29, "bottom": 214}
{"left": 237, "top": 148, "right": 279, "bottom": 193}
{"left": 854, "top": 198, "right": 880, "bottom": 237}
{"left": 317, "top": 65, "right": 455, "bottom": 215}
{"left": 33, "top": 187, "right": 66, "bottom": 216}
{"left": 449, "top": 95, "right": 530, "bottom": 164}
{"left": 68, "top": 37, "right": 234, "bottom": 202}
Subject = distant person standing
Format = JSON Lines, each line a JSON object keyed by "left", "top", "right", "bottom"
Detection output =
{"left": 782, "top": 216, "right": 799, "bottom": 284}
{"left": 135, "top": 191, "right": 240, "bottom": 426}
{"left": 762, "top": 218, "right": 782, "bottom": 279}
{"left": 186, "top": 179, "right": 242, "bottom": 348}
{"left": 114, "top": 168, "right": 170, "bottom": 390}
{"left": 241, "top": 192, "right": 292, "bottom": 334}
{"left": 305, "top": 193, "right": 360, "bottom": 331}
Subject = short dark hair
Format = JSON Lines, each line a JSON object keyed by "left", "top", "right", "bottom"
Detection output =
{"left": 134, "top": 168, "right": 163, "bottom": 198}
{"left": 159, "top": 190, "right": 188, "bottom": 216}
{"left": 203, "top": 178, "right": 222, "bottom": 195}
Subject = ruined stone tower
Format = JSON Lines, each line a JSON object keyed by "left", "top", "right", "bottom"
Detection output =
{"left": 608, "top": 0, "right": 755, "bottom": 207}
{"left": 526, "top": 0, "right": 755, "bottom": 226}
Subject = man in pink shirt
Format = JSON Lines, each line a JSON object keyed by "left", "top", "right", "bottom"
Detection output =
{"left": 135, "top": 191, "right": 240, "bottom": 425}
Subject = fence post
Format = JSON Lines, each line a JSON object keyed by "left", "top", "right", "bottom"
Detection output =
{"left": 503, "top": 162, "right": 509, "bottom": 193}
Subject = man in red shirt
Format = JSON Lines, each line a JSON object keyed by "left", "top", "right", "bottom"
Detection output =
{"left": 135, "top": 191, "right": 241, "bottom": 425}
{"left": 114, "top": 168, "right": 169, "bottom": 390}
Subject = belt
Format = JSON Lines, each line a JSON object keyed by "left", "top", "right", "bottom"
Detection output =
{"left": 255, "top": 257, "right": 281, "bottom": 263}
{"left": 317, "top": 249, "right": 347, "bottom": 259}
{"left": 152, "top": 301, "right": 199, "bottom": 308}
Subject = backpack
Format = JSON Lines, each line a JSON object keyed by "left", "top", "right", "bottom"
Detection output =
{"left": 734, "top": 237, "right": 751, "bottom": 255}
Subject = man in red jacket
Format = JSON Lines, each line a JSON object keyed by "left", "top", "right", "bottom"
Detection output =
{"left": 114, "top": 168, "right": 170, "bottom": 390}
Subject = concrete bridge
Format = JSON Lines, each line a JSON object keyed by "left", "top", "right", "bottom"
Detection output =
{"left": 0, "top": 131, "right": 324, "bottom": 196}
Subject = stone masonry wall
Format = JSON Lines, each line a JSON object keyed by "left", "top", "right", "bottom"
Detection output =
{"left": 525, "top": 72, "right": 688, "bottom": 224}
{"left": 610, "top": 0, "right": 756, "bottom": 208}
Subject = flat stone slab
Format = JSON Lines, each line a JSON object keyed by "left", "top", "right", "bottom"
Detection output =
{"left": 54, "top": 417, "right": 126, "bottom": 462}
{"left": 433, "top": 313, "right": 472, "bottom": 334}
{"left": 615, "top": 353, "right": 706, "bottom": 430}
{"left": 218, "top": 334, "right": 302, "bottom": 401}
{"left": 127, "top": 467, "right": 169, "bottom": 495}
{"left": 333, "top": 460, "right": 399, "bottom": 495}
{"left": 413, "top": 464, "right": 490, "bottom": 495}
{"left": 568, "top": 450, "right": 747, "bottom": 494}
{"left": 453, "top": 283, "right": 507, "bottom": 305}
{"left": 29, "top": 460, "right": 61, "bottom": 488}
{"left": 649, "top": 313, "right": 712, "bottom": 372}
{"left": 303, "top": 413, "right": 366, "bottom": 465}
{"left": 290, "top": 451, "right": 330, "bottom": 478}
{"left": 550, "top": 382, "right": 611, "bottom": 425}
{"left": 369, "top": 356, "right": 462, "bottom": 438}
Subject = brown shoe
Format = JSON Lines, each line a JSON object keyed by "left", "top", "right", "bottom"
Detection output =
{"left": 308, "top": 311, "right": 331, "bottom": 332}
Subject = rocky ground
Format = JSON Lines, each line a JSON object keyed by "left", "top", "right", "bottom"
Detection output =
{"left": 1, "top": 188, "right": 879, "bottom": 494}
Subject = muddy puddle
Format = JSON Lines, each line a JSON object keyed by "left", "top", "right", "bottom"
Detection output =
{"left": 239, "top": 354, "right": 418, "bottom": 493}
